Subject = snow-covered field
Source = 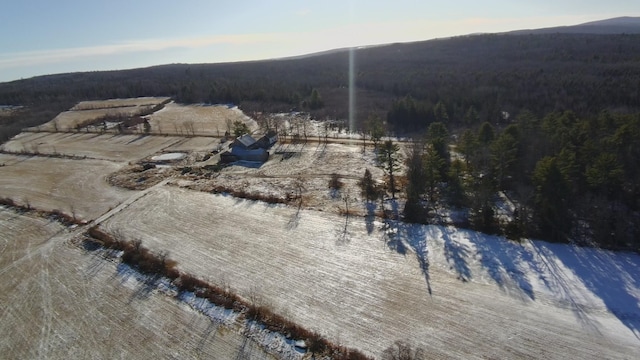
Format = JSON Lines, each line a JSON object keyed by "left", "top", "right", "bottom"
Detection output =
{"left": 145, "top": 102, "right": 258, "bottom": 136}
{"left": 2, "top": 98, "right": 640, "bottom": 359}
{"left": 33, "top": 97, "right": 170, "bottom": 132}
{"left": 0, "top": 209, "right": 274, "bottom": 359}
{"left": 1, "top": 132, "right": 185, "bottom": 162}
{"left": 179, "top": 143, "right": 386, "bottom": 211}
{"left": 70, "top": 97, "right": 170, "bottom": 111}
{"left": 100, "top": 185, "right": 640, "bottom": 359}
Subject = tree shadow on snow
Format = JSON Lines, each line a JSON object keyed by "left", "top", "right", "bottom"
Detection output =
{"left": 466, "top": 231, "right": 535, "bottom": 301}
{"left": 464, "top": 230, "right": 640, "bottom": 337}
{"left": 381, "top": 218, "right": 432, "bottom": 296}
{"left": 196, "top": 321, "right": 220, "bottom": 354}
{"left": 286, "top": 207, "right": 301, "bottom": 230}
{"left": 125, "top": 134, "right": 149, "bottom": 144}
{"left": 531, "top": 241, "right": 640, "bottom": 339}
{"left": 113, "top": 263, "right": 161, "bottom": 303}
{"left": 335, "top": 212, "right": 351, "bottom": 246}
{"left": 441, "top": 227, "right": 472, "bottom": 282}
{"left": 235, "top": 329, "right": 258, "bottom": 360}
{"left": 365, "top": 202, "right": 376, "bottom": 235}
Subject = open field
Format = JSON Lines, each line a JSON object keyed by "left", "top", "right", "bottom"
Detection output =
{"left": 0, "top": 154, "right": 133, "bottom": 221}
{"left": 0, "top": 207, "right": 65, "bottom": 269}
{"left": 145, "top": 102, "right": 259, "bottom": 136}
{"left": 163, "top": 136, "right": 221, "bottom": 152}
{"left": 70, "top": 97, "right": 170, "bottom": 111}
{"left": 1, "top": 132, "right": 185, "bottom": 162}
{"left": 37, "top": 107, "right": 147, "bottom": 132}
{"left": 100, "top": 185, "right": 640, "bottom": 359}
{"left": 28, "top": 97, "right": 169, "bottom": 132}
{"left": 0, "top": 210, "right": 274, "bottom": 359}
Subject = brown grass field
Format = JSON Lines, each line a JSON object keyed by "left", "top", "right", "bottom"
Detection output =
{"left": 70, "top": 97, "right": 170, "bottom": 111}
{"left": 0, "top": 154, "right": 133, "bottom": 221}
{"left": 2, "top": 132, "right": 185, "bottom": 162}
{"left": 145, "top": 102, "right": 258, "bottom": 136}
{"left": 34, "top": 97, "right": 170, "bottom": 132}
{"left": 0, "top": 209, "right": 273, "bottom": 359}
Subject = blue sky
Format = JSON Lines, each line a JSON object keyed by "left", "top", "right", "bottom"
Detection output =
{"left": 0, "top": 1, "right": 637, "bottom": 82}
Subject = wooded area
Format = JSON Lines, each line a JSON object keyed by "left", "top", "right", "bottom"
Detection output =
{"left": 399, "top": 110, "right": 639, "bottom": 251}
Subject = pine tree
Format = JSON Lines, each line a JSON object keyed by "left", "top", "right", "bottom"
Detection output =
{"left": 377, "top": 140, "right": 401, "bottom": 199}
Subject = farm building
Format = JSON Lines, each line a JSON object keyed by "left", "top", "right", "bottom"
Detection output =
{"left": 255, "top": 130, "right": 278, "bottom": 149}
{"left": 220, "top": 132, "right": 276, "bottom": 163}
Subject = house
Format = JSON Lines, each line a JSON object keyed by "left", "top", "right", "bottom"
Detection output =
{"left": 255, "top": 130, "right": 278, "bottom": 149}
{"left": 220, "top": 133, "right": 272, "bottom": 163}
{"left": 231, "top": 134, "right": 259, "bottom": 150}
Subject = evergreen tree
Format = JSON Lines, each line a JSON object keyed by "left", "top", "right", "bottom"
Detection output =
{"left": 377, "top": 140, "right": 401, "bottom": 199}
{"left": 403, "top": 141, "right": 426, "bottom": 222}
{"left": 490, "top": 131, "right": 518, "bottom": 189}
{"left": 533, "top": 156, "right": 571, "bottom": 242}
{"left": 307, "top": 88, "right": 324, "bottom": 109}
{"left": 359, "top": 169, "right": 379, "bottom": 202}
{"left": 232, "top": 120, "right": 250, "bottom": 137}
{"left": 433, "top": 101, "right": 449, "bottom": 123}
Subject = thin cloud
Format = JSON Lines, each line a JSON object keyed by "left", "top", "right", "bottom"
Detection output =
{"left": 296, "top": 9, "right": 311, "bottom": 16}
{"left": 0, "top": 33, "right": 280, "bottom": 69}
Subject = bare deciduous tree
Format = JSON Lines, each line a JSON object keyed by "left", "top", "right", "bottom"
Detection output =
{"left": 382, "top": 341, "right": 426, "bottom": 360}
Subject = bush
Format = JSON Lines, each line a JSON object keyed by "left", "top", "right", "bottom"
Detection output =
{"left": 382, "top": 341, "right": 426, "bottom": 360}
{"left": 209, "top": 184, "right": 287, "bottom": 205}
{"left": 328, "top": 173, "right": 344, "bottom": 190}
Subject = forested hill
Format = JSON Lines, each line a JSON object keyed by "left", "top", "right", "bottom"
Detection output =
{"left": 508, "top": 16, "right": 640, "bottom": 35}
{"left": 1, "top": 19, "right": 640, "bottom": 141}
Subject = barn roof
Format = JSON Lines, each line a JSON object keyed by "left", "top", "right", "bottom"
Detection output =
{"left": 234, "top": 134, "right": 257, "bottom": 148}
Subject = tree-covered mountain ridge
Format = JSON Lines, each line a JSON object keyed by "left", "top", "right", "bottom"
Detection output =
{"left": 2, "top": 17, "right": 640, "bottom": 126}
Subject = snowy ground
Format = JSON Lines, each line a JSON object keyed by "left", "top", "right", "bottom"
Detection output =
{"left": 0, "top": 209, "right": 275, "bottom": 359}
{"left": 2, "top": 99, "right": 639, "bottom": 359}
{"left": 144, "top": 102, "right": 258, "bottom": 136}
{"left": 70, "top": 97, "right": 170, "bottom": 111}
{"left": 1, "top": 132, "right": 185, "bottom": 162}
{"left": 179, "top": 142, "right": 387, "bottom": 212}
{"left": 100, "top": 185, "right": 640, "bottom": 359}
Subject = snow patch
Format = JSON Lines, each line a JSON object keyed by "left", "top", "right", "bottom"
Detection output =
{"left": 151, "top": 152, "right": 186, "bottom": 161}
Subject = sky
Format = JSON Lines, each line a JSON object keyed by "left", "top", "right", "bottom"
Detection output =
{"left": 0, "top": 0, "right": 638, "bottom": 82}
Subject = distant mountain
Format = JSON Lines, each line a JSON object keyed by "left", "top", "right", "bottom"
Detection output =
{"left": 508, "top": 16, "right": 640, "bottom": 35}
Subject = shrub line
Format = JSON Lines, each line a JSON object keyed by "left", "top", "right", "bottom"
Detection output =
{"left": 0, "top": 197, "right": 84, "bottom": 226}
{"left": 0, "top": 149, "right": 92, "bottom": 161}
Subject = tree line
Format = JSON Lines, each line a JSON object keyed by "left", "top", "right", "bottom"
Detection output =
{"left": 394, "top": 110, "right": 639, "bottom": 250}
